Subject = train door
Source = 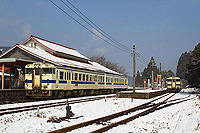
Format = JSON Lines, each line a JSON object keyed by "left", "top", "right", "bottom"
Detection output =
{"left": 172, "top": 79, "right": 176, "bottom": 89}
{"left": 32, "top": 68, "right": 42, "bottom": 89}
{"left": 56, "top": 70, "right": 59, "bottom": 88}
{"left": 67, "top": 71, "right": 71, "bottom": 90}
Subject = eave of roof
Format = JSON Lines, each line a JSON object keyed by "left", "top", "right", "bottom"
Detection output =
{"left": 22, "top": 35, "right": 90, "bottom": 61}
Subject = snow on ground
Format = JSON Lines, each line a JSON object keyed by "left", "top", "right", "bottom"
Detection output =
{"left": 0, "top": 88, "right": 199, "bottom": 133}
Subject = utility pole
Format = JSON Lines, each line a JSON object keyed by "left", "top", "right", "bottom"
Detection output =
{"left": 152, "top": 70, "right": 154, "bottom": 89}
{"left": 151, "top": 59, "right": 154, "bottom": 90}
{"left": 132, "top": 45, "right": 136, "bottom": 93}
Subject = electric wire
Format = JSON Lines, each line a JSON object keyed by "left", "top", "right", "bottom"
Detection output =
{"left": 137, "top": 47, "right": 150, "bottom": 60}
{"left": 49, "top": 0, "right": 131, "bottom": 54}
{"left": 64, "top": 0, "right": 132, "bottom": 53}
{"left": 49, "top": 0, "right": 150, "bottom": 72}
{"left": 136, "top": 55, "right": 147, "bottom": 65}
{"left": 138, "top": 53, "right": 148, "bottom": 64}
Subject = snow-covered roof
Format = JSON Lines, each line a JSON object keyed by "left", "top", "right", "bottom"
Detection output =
{"left": 0, "top": 35, "right": 122, "bottom": 75}
{"left": 19, "top": 45, "right": 120, "bottom": 75}
{"left": 22, "top": 35, "right": 90, "bottom": 62}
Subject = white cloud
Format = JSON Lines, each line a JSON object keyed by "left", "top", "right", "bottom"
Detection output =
{"left": 21, "top": 24, "right": 32, "bottom": 37}
{"left": 91, "top": 28, "right": 105, "bottom": 41}
{"left": 95, "top": 47, "right": 108, "bottom": 54}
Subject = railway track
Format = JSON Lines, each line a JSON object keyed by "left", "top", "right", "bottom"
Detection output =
{"left": 0, "top": 95, "right": 115, "bottom": 116}
{"left": 48, "top": 93, "right": 196, "bottom": 133}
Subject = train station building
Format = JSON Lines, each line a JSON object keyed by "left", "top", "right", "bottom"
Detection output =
{"left": 0, "top": 35, "right": 121, "bottom": 89}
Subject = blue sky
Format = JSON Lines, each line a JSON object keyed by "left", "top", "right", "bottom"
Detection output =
{"left": 0, "top": 0, "right": 200, "bottom": 76}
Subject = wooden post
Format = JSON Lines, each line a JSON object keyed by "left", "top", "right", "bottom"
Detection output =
{"left": 9, "top": 67, "right": 11, "bottom": 89}
{"left": 2, "top": 63, "right": 4, "bottom": 89}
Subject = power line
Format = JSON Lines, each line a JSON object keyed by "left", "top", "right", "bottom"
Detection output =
{"left": 137, "top": 47, "right": 150, "bottom": 60}
{"left": 64, "top": 0, "right": 132, "bottom": 53}
{"left": 136, "top": 55, "right": 147, "bottom": 65}
{"left": 138, "top": 53, "right": 148, "bottom": 63}
{"left": 49, "top": 0, "right": 131, "bottom": 54}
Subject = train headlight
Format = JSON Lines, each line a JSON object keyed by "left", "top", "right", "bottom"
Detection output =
{"left": 44, "top": 91, "right": 49, "bottom": 95}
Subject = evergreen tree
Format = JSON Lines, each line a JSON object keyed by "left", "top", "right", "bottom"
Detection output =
{"left": 167, "top": 70, "right": 175, "bottom": 77}
{"left": 135, "top": 70, "right": 142, "bottom": 86}
{"left": 185, "top": 43, "right": 200, "bottom": 88}
{"left": 176, "top": 52, "right": 191, "bottom": 79}
{"left": 141, "top": 56, "right": 159, "bottom": 80}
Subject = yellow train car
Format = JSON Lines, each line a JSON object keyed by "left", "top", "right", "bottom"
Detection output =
{"left": 167, "top": 77, "right": 182, "bottom": 93}
{"left": 25, "top": 62, "right": 128, "bottom": 99}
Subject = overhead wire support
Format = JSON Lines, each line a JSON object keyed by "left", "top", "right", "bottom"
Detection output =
{"left": 132, "top": 45, "right": 137, "bottom": 93}
{"left": 49, "top": 0, "right": 131, "bottom": 54}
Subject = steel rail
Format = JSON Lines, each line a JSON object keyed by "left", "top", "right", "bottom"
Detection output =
{"left": 0, "top": 95, "right": 115, "bottom": 116}
{"left": 90, "top": 95, "right": 196, "bottom": 133}
{"left": 47, "top": 93, "right": 171, "bottom": 133}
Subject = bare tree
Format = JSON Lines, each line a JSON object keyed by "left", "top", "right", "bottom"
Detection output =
{"left": 89, "top": 55, "right": 128, "bottom": 76}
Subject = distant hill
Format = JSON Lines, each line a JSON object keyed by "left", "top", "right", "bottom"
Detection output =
{"left": 0, "top": 46, "right": 12, "bottom": 55}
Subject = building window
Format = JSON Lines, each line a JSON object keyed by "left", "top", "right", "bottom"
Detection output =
{"left": 34, "top": 43, "right": 36, "bottom": 48}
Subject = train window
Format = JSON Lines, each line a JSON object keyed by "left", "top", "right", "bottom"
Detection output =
{"left": 69, "top": 72, "right": 71, "bottom": 80}
{"left": 60, "top": 71, "right": 64, "bottom": 79}
{"left": 25, "top": 68, "right": 32, "bottom": 74}
{"left": 89, "top": 75, "right": 92, "bottom": 81}
{"left": 42, "top": 68, "right": 52, "bottom": 74}
{"left": 167, "top": 79, "right": 172, "bottom": 82}
{"left": 83, "top": 74, "right": 85, "bottom": 81}
{"left": 66, "top": 72, "right": 68, "bottom": 80}
{"left": 64, "top": 72, "right": 67, "bottom": 80}
{"left": 90, "top": 75, "right": 94, "bottom": 81}
{"left": 79, "top": 74, "right": 82, "bottom": 81}
{"left": 75, "top": 73, "right": 78, "bottom": 81}
{"left": 72, "top": 73, "right": 74, "bottom": 80}
{"left": 94, "top": 76, "right": 97, "bottom": 81}
{"left": 176, "top": 79, "right": 180, "bottom": 81}
{"left": 98, "top": 76, "right": 102, "bottom": 82}
{"left": 35, "top": 69, "right": 40, "bottom": 75}
{"left": 86, "top": 75, "right": 88, "bottom": 81}
{"left": 53, "top": 68, "right": 55, "bottom": 74}
{"left": 116, "top": 78, "right": 119, "bottom": 83}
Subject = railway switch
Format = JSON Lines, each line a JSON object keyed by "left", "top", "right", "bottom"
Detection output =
{"left": 66, "top": 105, "right": 75, "bottom": 118}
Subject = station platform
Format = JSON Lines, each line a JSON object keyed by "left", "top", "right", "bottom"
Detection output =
{"left": 0, "top": 89, "right": 28, "bottom": 102}
{"left": 117, "top": 88, "right": 168, "bottom": 99}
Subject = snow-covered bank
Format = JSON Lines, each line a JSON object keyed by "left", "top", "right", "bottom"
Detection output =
{"left": 0, "top": 88, "right": 199, "bottom": 133}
